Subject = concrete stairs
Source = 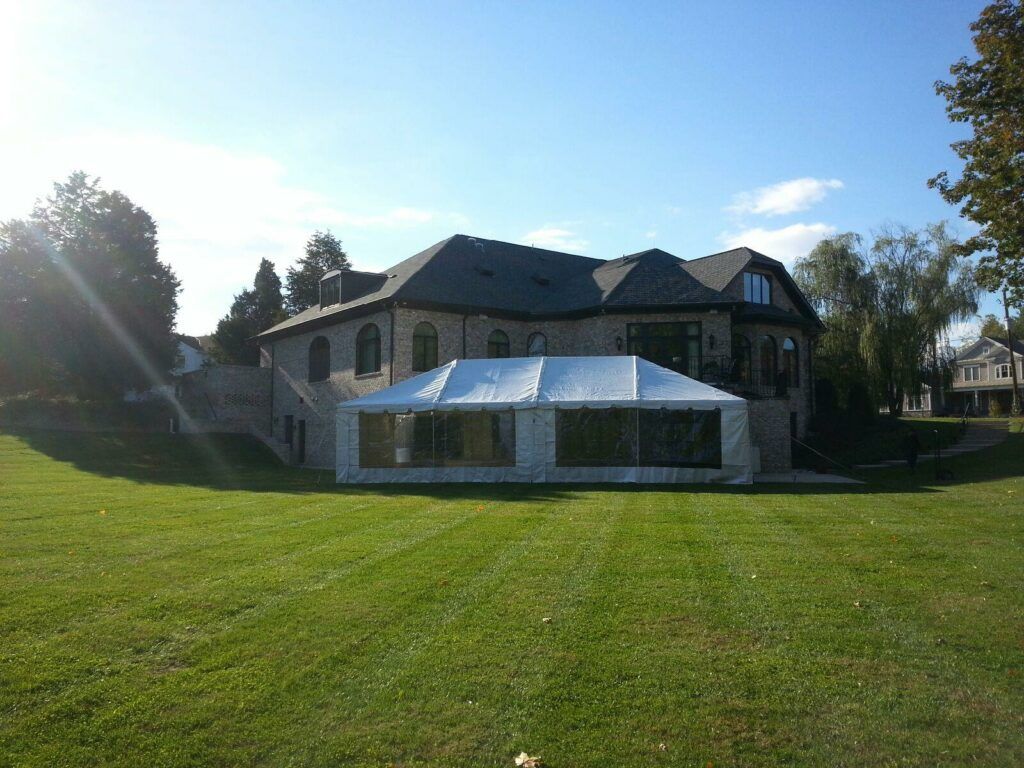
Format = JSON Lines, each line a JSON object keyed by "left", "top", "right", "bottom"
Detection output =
{"left": 248, "top": 426, "right": 293, "bottom": 465}
{"left": 858, "top": 420, "right": 1009, "bottom": 469}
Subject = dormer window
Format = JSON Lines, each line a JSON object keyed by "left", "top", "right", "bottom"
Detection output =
{"left": 743, "top": 272, "right": 771, "bottom": 305}
{"left": 320, "top": 272, "right": 341, "bottom": 307}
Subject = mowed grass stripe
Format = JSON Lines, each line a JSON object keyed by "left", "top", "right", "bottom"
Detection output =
{"left": 2, "top": 430, "right": 1023, "bottom": 767}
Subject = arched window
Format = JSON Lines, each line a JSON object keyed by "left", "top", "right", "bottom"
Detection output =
{"left": 412, "top": 322, "right": 438, "bottom": 372}
{"left": 731, "top": 334, "right": 751, "bottom": 383}
{"left": 527, "top": 332, "right": 547, "bottom": 357}
{"left": 759, "top": 335, "right": 777, "bottom": 385}
{"left": 356, "top": 323, "right": 381, "bottom": 375}
{"left": 308, "top": 336, "right": 330, "bottom": 382}
{"left": 487, "top": 329, "right": 510, "bottom": 359}
{"left": 782, "top": 337, "right": 799, "bottom": 386}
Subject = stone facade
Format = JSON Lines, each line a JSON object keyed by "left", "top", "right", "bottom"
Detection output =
{"left": 260, "top": 303, "right": 813, "bottom": 471}
{"left": 178, "top": 365, "right": 272, "bottom": 434}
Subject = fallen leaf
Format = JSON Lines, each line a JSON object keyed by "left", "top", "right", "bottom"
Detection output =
{"left": 542, "top": 617, "right": 552, "bottom": 624}
{"left": 515, "top": 752, "right": 543, "bottom": 767}
{"left": 853, "top": 601, "right": 862, "bottom": 608}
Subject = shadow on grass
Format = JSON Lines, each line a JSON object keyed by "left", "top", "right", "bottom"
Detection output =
{"left": 6, "top": 428, "right": 1020, "bottom": 499}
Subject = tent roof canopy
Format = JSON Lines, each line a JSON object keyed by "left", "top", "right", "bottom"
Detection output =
{"left": 339, "top": 356, "right": 746, "bottom": 413}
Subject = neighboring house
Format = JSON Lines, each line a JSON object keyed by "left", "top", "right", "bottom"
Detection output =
{"left": 174, "top": 335, "right": 215, "bottom": 376}
{"left": 888, "top": 384, "right": 934, "bottom": 416}
{"left": 256, "top": 234, "right": 824, "bottom": 471}
{"left": 950, "top": 336, "right": 1024, "bottom": 416}
{"left": 125, "top": 334, "right": 214, "bottom": 402}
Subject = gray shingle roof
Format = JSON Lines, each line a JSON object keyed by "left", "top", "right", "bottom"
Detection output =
{"left": 258, "top": 235, "right": 817, "bottom": 340}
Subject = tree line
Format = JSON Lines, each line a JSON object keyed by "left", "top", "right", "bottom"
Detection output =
{"left": 210, "top": 231, "right": 351, "bottom": 366}
{"left": 0, "top": 171, "right": 350, "bottom": 397}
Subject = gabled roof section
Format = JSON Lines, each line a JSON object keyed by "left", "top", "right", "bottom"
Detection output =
{"left": 680, "top": 247, "right": 765, "bottom": 292}
{"left": 959, "top": 335, "right": 1024, "bottom": 359}
{"left": 682, "top": 246, "right": 822, "bottom": 328}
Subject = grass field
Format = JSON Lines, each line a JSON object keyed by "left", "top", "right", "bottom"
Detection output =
{"left": 2, "top": 427, "right": 1023, "bottom": 767}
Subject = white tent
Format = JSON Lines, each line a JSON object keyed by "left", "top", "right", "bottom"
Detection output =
{"left": 336, "top": 356, "right": 752, "bottom": 484}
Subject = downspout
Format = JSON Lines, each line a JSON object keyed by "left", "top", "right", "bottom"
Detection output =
{"left": 389, "top": 304, "right": 396, "bottom": 385}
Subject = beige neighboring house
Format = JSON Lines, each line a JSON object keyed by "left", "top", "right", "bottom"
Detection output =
{"left": 950, "top": 336, "right": 1023, "bottom": 415}
{"left": 254, "top": 234, "right": 825, "bottom": 472}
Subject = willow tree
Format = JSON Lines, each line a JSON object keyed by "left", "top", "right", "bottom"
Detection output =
{"left": 793, "top": 233, "right": 874, "bottom": 408}
{"left": 862, "top": 224, "right": 978, "bottom": 415}
{"left": 796, "top": 225, "right": 978, "bottom": 416}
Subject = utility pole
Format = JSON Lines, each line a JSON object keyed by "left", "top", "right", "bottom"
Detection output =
{"left": 1004, "top": 288, "right": 1021, "bottom": 416}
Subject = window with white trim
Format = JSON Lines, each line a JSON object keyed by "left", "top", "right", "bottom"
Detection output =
{"left": 995, "top": 363, "right": 1011, "bottom": 379}
{"left": 963, "top": 365, "right": 981, "bottom": 382}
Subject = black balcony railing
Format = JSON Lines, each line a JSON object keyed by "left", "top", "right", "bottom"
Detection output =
{"left": 675, "top": 355, "right": 792, "bottom": 399}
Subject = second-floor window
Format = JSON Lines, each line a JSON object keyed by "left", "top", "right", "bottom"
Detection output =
{"left": 995, "top": 363, "right": 1011, "bottom": 379}
{"left": 627, "top": 322, "right": 701, "bottom": 377}
{"left": 743, "top": 272, "right": 771, "bottom": 304}
{"left": 308, "top": 336, "right": 330, "bottom": 382}
{"left": 487, "top": 329, "right": 510, "bottom": 358}
{"left": 412, "top": 322, "right": 438, "bottom": 372}
{"left": 356, "top": 323, "right": 381, "bottom": 375}
{"left": 964, "top": 365, "right": 981, "bottom": 382}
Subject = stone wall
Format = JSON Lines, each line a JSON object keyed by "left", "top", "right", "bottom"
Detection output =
{"left": 732, "top": 320, "right": 813, "bottom": 444}
{"left": 178, "top": 365, "right": 272, "bottom": 434}
{"left": 748, "top": 398, "right": 792, "bottom": 472}
{"left": 263, "top": 309, "right": 393, "bottom": 469}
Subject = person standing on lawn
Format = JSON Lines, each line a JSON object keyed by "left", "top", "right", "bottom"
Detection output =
{"left": 905, "top": 429, "right": 921, "bottom": 473}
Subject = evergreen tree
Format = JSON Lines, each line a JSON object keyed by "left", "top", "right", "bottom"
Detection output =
{"left": 211, "top": 258, "right": 286, "bottom": 366}
{"left": 285, "top": 230, "right": 350, "bottom": 314}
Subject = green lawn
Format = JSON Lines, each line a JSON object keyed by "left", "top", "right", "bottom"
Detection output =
{"left": 1, "top": 429, "right": 1022, "bottom": 767}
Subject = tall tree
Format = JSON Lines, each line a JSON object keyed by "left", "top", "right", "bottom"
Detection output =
{"left": 795, "top": 225, "right": 978, "bottom": 416}
{"left": 0, "top": 172, "right": 180, "bottom": 397}
{"left": 793, "top": 233, "right": 874, "bottom": 406}
{"left": 980, "top": 311, "right": 1024, "bottom": 339}
{"left": 862, "top": 224, "right": 979, "bottom": 415}
{"left": 929, "top": 0, "right": 1024, "bottom": 302}
{"left": 285, "top": 230, "right": 350, "bottom": 314}
{"left": 211, "top": 258, "right": 286, "bottom": 366}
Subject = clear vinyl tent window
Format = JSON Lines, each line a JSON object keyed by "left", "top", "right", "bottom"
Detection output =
{"left": 554, "top": 407, "right": 722, "bottom": 469}
{"left": 358, "top": 411, "right": 515, "bottom": 468}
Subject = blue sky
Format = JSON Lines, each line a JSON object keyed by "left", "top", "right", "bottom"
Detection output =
{"left": 1, "top": 0, "right": 1002, "bottom": 334}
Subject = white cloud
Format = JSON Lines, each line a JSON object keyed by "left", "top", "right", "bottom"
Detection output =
{"left": 644, "top": 230, "right": 657, "bottom": 240}
{"left": 719, "top": 222, "right": 836, "bottom": 267}
{"left": 0, "top": 133, "right": 463, "bottom": 332}
{"left": 521, "top": 226, "right": 588, "bottom": 254}
{"left": 727, "top": 177, "right": 843, "bottom": 217}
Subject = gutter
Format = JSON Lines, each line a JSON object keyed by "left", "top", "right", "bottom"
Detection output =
{"left": 257, "top": 298, "right": 747, "bottom": 343}
{"left": 389, "top": 303, "right": 396, "bottom": 385}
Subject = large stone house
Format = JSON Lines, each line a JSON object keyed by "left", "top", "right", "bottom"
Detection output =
{"left": 949, "top": 336, "right": 1023, "bottom": 415}
{"left": 256, "top": 235, "right": 824, "bottom": 471}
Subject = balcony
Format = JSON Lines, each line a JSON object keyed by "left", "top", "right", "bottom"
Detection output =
{"left": 678, "top": 355, "right": 794, "bottom": 399}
